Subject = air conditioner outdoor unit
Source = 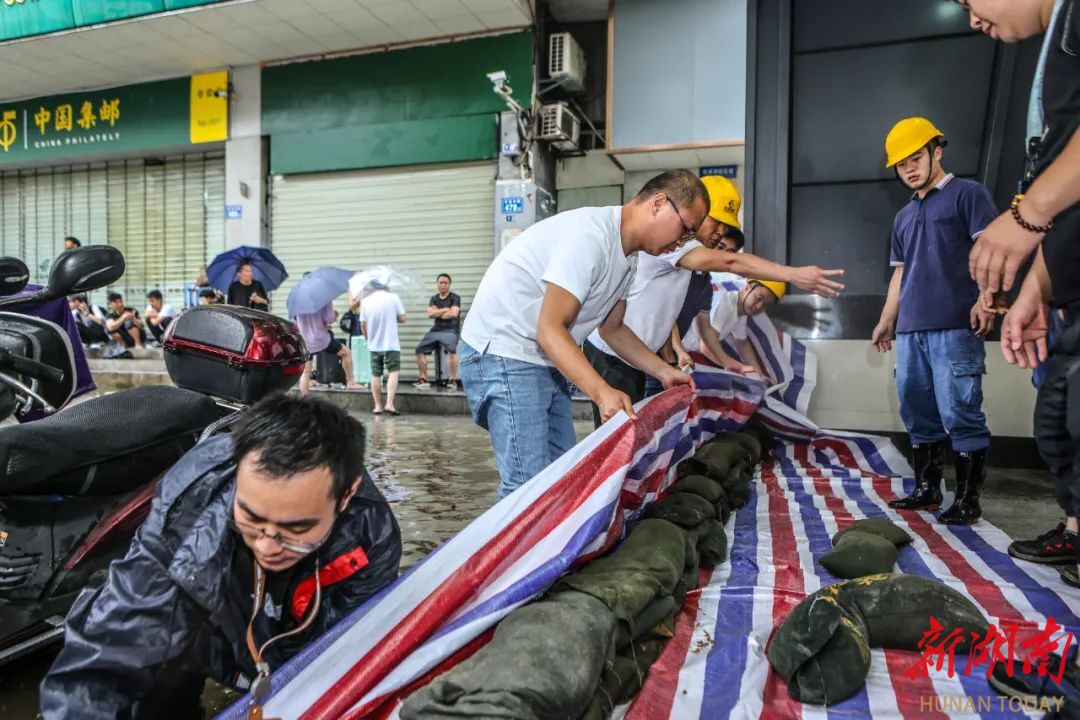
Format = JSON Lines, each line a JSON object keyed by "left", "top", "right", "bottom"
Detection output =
{"left": 548, "top": 31, "right": 586, "bottom": 92}
{"left": 538, "top": 102, "right": 581, "bottom": 152}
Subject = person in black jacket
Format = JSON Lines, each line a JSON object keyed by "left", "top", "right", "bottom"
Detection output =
{"left": 40, "top": 394, "right": 402, "bottom": 719}
{"left": 226, "top": 262, "right": 270, "bottom": 309}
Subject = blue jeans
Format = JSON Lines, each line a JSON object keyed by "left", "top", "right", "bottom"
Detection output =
{"left": 895, "top": 329, "right": 990, "bottom": 452}
{"left": 458, "top": 341, "right": 577, "bottom": 498}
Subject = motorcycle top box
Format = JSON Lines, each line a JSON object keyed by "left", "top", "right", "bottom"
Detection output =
{"left": 162, "top": 305, "right": 309, "bottom": 404}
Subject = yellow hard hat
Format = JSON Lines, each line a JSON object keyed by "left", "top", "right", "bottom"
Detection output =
{"left": 701, "top": 175, "right": 741, "bottom": 229}
{"left": 750, "top": 279, "right": 786, "bottom": 301}
{"left": 884, "top": 117, "right": 945, "bottom": 168}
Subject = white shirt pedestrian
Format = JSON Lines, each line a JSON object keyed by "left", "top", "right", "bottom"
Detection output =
{"left": 360, "top": 290, "right": 406, "bottom": 352}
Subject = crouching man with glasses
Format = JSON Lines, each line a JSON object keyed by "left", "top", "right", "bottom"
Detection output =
{"left": 41, "top": 394, "right": 402, "bottom": 720}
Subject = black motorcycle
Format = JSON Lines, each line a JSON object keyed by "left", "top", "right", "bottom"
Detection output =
{"left": 0, "top": 246, "right": 308, "bottom": 665}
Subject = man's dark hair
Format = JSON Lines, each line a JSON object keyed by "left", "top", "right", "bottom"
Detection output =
{"left": 635, "top": 170, "right": 710, "bottom": 212}
{"left": 146, "top": 290, "right": 163, "bottom": 301}
{"left": 71, "top": 294, "right": 88, "bottom": 304}
{"left": 199, "top": 289, "right": 217, "bottom": 299}
{"left": 64, "top": 236, "right": 81, "bottom": 247}
{"left": 238, "top": 261, "right": 252, "bottom": 271}
{"left": 724, "top": 227, "right": 746, "bottom": 251}
{"left": 437, "top": 273, "right": 452, "bottom": 283}
{"left": 107, "top": 292, "right": 123, "bottom": 303}
{"left": 231, "top": 394, "right": 366, "bottom": 504}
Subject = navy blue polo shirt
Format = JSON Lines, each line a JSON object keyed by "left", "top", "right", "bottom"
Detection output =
{"left": 890, "top": 174, "right": 998, "bottom": 333}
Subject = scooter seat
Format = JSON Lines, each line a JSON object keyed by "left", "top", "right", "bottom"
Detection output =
{"left": 0, "top": 385, "right": 222, "bottom": 497}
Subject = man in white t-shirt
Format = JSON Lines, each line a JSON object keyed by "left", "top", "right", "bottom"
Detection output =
{"left": 584, "top": 176, "right": 844, "bottom": 423}
{"left": 144, "top": 290, "right": 178, "bottom": 343}
{"left": 359, "top": 286, "right": 407, "bottom": 415}
{"left": 698, "top": 279, "right": 785, "bottom": 381}
{"left": 460, "top": 170, "right": 706, "bottom": 498}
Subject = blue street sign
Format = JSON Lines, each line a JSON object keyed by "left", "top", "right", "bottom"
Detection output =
{"left": 501, "top": 196, "right": 525, "bottom": 214}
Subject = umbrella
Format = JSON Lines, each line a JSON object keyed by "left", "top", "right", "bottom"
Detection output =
{"left": 286, "top": 267, "right": 354, "bottom": 318}
{"left": 206, "top": 246, "right": 289, "bottom": 293}
{"left": 349, "top": 265, "right": 424, "bottom": 306}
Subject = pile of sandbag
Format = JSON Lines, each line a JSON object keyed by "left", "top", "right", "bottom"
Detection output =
{"left": 400, "top": 430, "right": 766, "bottom": 720}
{"left": 767, "top": 573, "right": 989, "bottom": 705}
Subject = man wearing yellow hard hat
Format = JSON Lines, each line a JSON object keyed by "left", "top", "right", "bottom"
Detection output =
{"left": 584, "top": 174, "right": 844, "bottom": 426}
{"left": 696, "top": 278, "right": 786, "bottom": 380}
{"left": 871, "top": 117, "right": 999, "bottom": 526}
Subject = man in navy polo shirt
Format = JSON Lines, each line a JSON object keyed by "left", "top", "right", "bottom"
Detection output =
{"left": 871, "top": 117, "right": 999, "bottom": 525}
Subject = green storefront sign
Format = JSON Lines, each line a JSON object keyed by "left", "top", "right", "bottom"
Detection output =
{"left": 0, "top": 76, "right": 215, "bottom": 164}
{"left": 0, "top": 0, "right": 221, "bottom": 41}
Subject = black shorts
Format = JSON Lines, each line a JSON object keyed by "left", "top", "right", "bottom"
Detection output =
{"left": 1034, "top": 318, "right": 1080, "bottom": 522}
{"left": 583, "top": 339, "right": 646, "bottom": 429}
{"left": 321, "top": 337, "right": 344, "bottom": 355}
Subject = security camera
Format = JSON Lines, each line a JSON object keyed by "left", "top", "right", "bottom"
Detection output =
{"left": 486, "top": 70, "right": 508, "bottom": 87}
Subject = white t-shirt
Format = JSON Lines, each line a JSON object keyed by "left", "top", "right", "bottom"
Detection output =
{"left": 145, "top": 303, "right": 177, "bottom": 319}
{"left": 359, "top": 290, "right": 406, "bottom": 352}
{"left": 709, "top": 289, "right": 749, "bottom": 343}
{"left": 462, "top": 206, "right": 637, "bottom": 366}
{"left": 588, "top": 241, "right": 701, "bottom": 356}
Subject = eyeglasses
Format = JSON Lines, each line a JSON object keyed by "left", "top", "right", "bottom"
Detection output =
{"left": 229, "top": 515, "right": 333, "bottom": 555}
{"left": 665, "top": 196, "right": 698, "bottom": 244}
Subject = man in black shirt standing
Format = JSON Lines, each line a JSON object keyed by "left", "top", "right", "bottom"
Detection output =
{"left": 227, "top": 262, "right": 270, "bottom": 310}
{"left": 958, "top": 0, "right": 1080, "bottom": 707}
{"left": 414, "top": 273, "right": 462, "bottom": 389}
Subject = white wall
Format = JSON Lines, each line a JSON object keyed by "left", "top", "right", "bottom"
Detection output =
{"left": 805, "top": 339, "right": 1037, "bottom": 438}
{"left": 611, "top": 0, "right": 747, "bottom": 149}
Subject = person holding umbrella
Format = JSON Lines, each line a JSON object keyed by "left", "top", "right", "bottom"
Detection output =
{"left": 287, "top": 268, "right": 363, "bottom": 395}
{"left": 206, "top": 246, "right": 289, "bottom": 310}
{"left": 228, "top": 262, "right": 270, "bottom": 309}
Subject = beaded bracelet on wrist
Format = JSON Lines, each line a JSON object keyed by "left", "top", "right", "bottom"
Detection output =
{"left": 1010, "top": 194, "right": 1054, "bottom": 234}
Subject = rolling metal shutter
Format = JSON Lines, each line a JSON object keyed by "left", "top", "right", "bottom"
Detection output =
{"left": 0, "top": 153, "right": 225, "bottom": 309}
{"left": 270, "top": 161, "right": 495, "bottom": 379}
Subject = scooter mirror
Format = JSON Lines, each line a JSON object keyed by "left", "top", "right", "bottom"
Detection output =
{"left": 42, "top": 246, "right": 125, "bottom": 300}
{"left": 0, "top": 258, "right": 29, "bottom": 297}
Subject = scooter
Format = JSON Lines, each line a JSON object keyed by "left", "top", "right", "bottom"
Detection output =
{"left": 0, "top": 246, "right": 307, "bottom": 665}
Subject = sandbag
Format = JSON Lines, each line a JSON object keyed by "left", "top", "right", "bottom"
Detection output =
{"left": 697, "top": 519, "right": 729, "bottom": 566}
{"left": 726, "top": 430, "right": 763, "bottom": 463}
{"left": 668, "top": 473, "right": 726, "bottom": 504}
{"left": 767, "top": 574, "right": 989, "bottom": 706}
{"left": 819, "top": 531, "right": 897, "bottom": 579}
{"left": 554, "top": 519, "right": 685, "bottom": 624}
{"left": 614, "top": 595, "right": 678, "bottom": 650}
{"left": 832, "top": 518, "right": 913, "bottom": 548}
{"left": 718, "top": 472, "right": 750, "bottom": 509}
{"left": 581, "top": 655, "right": 643, "bottom": 720}
{"left": 642, "top": 492, "right": 717, "bottom": 529}
{"left": 401, "top": 591, "right": 617, "bottom": 720}
{"left": 676, "top": 440, "right": 749, "bottom": 480}
{"left": 713, "top": 495, "right": 732, "bottom": 524}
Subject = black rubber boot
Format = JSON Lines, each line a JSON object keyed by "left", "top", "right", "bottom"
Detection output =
{"left": 939, "top": 448, "right": 986, "bottom": 525}
{"left": 889, "top": 441, "right": 945, "bottom": 510}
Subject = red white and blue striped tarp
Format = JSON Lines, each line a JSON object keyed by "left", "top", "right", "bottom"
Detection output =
{"left": 218, "top": 337, "right": 1077, "bottom": 720}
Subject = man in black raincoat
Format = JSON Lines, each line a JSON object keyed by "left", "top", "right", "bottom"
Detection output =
{"left": 40, "top": 393, "right": 402, "bottom": 719}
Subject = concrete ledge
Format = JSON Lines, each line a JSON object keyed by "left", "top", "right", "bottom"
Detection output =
{"left": 88, "top": 357, "right": 167, "bottom": 375}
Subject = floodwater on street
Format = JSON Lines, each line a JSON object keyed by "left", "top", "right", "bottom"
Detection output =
{"left": 0, "top": 411, "right": 591, "bottom": 719}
